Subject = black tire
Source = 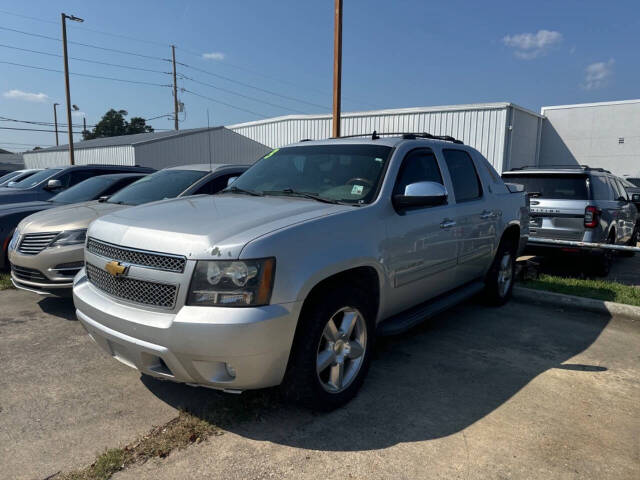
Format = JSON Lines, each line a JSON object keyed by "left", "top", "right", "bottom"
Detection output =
{"left": 621, "top": 225, "right": 638, "bottom": 258}
{"left": 483, "top": 237, "right": 516, "bottom": 306}
{"left": 594, "top": 232, "right": 615, "bottom": 276}
{"left": 282, "top": 284, "right": 375, "bottom": 411}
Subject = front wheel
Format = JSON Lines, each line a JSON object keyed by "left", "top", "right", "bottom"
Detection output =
{"left": 282, "top": 286, "right": 375, "bottom": 410}
{"left": 484, "top": 239, "right": 516, "bottom": 306}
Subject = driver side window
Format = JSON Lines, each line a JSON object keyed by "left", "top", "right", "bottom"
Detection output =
{"left": 393, "top": 149, "right": 443, "bottom": 196}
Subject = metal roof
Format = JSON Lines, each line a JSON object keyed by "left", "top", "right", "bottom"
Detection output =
{"left": 541, "top": 98, "right": 640, "bottom": 113}
{"left": 23, "top": 126, "right": 225, "bottom": 154}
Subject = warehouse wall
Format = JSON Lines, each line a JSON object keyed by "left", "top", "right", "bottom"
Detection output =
{"left": 229, "top": 103, "right": 543, "bottom": 172}
{"left": 539, "top": 99, "right": 640, "bottom": 176}
{"left": 23, "top": 146, "right": 135, "bottom": 168}
{"left": 505, "top": 107, "right": 543, "bottom": 170}
{"left": 133, "top": 128, "right": 270, "bottom": 169}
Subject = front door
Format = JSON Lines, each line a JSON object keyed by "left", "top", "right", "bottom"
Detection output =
{"left": 384, "top": 148, "right": 459, "bottom": 313}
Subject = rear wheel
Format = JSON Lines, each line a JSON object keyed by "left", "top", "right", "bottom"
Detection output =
{"left": 594, "top": 232, "right": 615, "bottom": 276}
{"left": 484, "top": 237, "right": 516, "bottom": 306}
{"left": 621, "top": 224, "right": 638, "bottom": 257}
{"left": 283, "top": 285, "right": 375, "bottom": 410}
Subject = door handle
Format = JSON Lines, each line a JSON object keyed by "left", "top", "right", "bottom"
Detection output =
{"left": 440, "top": 219, "right": 456, "bottom": 229}
{"left": 480, "top": 210, "right": 495, "bottom": 219}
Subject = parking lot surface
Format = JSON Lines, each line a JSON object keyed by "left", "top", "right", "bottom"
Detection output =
{"left": 1, "top": 289, "right": 638, "bottom": 480}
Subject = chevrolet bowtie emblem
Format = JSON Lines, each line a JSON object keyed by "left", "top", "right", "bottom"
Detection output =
{"left": 105, "top": 261, "right": 128, "bottom": 277}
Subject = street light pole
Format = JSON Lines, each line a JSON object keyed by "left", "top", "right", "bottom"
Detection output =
{"left": 61, "top": 12, "right": 84, "bottom": 165}
{"left": 53, "top": 103, "right": 60, "bottom": 146}
{"left": 332, "top": 0, "right": 343, "bottom": 138}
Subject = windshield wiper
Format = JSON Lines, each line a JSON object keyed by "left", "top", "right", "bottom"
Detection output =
{"left": 263, "top": 188, "right": 351, "bottom": 205}
{"left": 220, "top": 185, "right": 263, "bottom": 197}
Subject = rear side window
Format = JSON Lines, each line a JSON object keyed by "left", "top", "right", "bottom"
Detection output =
{"left": 442, "top": 149, "right": 482, "bottom": 202}
{"left": 614, "top": 178, "right": 629, "bottom": 200}
{"left": 393, "top": 149, "right": 443, "bottom": 196}
{"left": 590, "top": 175, "right": 612, "bottom": 200}
{"left": 504, "top": 174, "right": 588, "bottom": 199}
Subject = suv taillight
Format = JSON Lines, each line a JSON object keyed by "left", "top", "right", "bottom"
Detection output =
{"left": 584, "top": 206, "right": 599, "bottom": 228}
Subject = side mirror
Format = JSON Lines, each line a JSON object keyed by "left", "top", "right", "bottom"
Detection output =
{"left": 632, "top": 193, "right": 640, "bottom": 202}
{"left": 392, "top": 181, "right": 448, "bottom": 209}
{"left": 98, "top": 195, "right": 110, "bottom": 203}
{"left": 45, "top": 179, "right": 63, "bottom": 190}
{"left": 226, "top": 176, "right": 239, "bottom": 187}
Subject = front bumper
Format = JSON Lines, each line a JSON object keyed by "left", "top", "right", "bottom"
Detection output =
{"left": 8, "top": 243, "right": 84, "bottom": 294}
{"left": 73, "top": 270, "right": 301, "bottom": 391}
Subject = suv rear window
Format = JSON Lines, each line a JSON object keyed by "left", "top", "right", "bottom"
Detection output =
{"left": 504, "top": 174, "right": 588, "bottom": 200}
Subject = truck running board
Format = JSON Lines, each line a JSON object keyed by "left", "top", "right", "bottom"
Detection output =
{"left": 376, "top": 280, "right": 485, "bottom": 336}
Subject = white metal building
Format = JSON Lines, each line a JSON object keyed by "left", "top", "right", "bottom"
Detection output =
{"left": 23, "top": 127, "right": 271, "bottom": 169}
{"left": 229, "top": 103, "right": 544, "bottom": 172}
{"left": 539, "top": 99, "right": 640, "bottom": 176}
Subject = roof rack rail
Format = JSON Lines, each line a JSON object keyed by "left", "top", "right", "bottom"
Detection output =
{"left": 337, "top": 131, "right": 464, "bottom": 144}
{"left": 509, "top": 164, "right": 611, "bottom": 173}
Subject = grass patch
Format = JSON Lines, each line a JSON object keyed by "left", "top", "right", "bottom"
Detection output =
{"left": 0, "top": 272, "right": 12, "bottom": 290}
{"left": 56, "top": 389, "right": 279, "bottom": 480}
{"left": 522, "top": 274, "right": 640, "bottom": 307}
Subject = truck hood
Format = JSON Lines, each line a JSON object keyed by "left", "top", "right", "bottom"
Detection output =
{"left": 19, "top": 200, "right": 128, "bottom": 233}
{"left": 90, "top": 194, "right": 353, "bottom": 258}
{"left": 0, "top": 189, "right": 38, "bottom": 204}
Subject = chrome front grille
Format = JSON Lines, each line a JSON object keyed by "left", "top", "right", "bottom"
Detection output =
{"left": 87, "top": 238, "right": 186, "bottom": 273}
{"left": 86, "top": 263, "right": 178, "bottom": 308}
{"left": 17, "top": 232, "right": 59, "bottom": 255}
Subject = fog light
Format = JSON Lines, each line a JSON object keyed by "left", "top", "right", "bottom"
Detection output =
{"left": 225, "top": 363, "right": 236, "bottom": 379}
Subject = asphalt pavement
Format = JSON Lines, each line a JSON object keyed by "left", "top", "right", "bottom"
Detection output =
{"left": 0, "top": 288, "right": 638, "bottom": 480}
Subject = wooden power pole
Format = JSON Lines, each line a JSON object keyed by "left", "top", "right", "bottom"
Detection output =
{"left": 332, "top": 0, "right": 343, "bottom": 138}
{"left": 61, "top": 13, "right": 75, "bottom": 164}
{"left": 53, "top": 103, "right": 59, "bottom": 146}
{"left": 172, "top": 45, "right": 179, "bottom": 130}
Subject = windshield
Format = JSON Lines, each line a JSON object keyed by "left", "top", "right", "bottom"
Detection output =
{"left": 7, "top": 169, "right": 61, "bottom": 189}
{"left": 49, "top": 176, "right": 116, "bottom": 204}
{"left": 228, "top": 144, "right": 392, "bottom": 204}
{"left": 0, "top": 171, "right": 22, "bottom": 185}
{"left": 505, "top": 174, "right": 588, "bottom": 200}
{"left": 108, "top": 169, "right": 209, "bottom": 206}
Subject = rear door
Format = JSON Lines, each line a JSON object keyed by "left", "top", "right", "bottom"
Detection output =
{"left": 442, "top": 149, "right": 495, "bottom": 284}
{"left": 506, "top": 173, "right": 589, "bottom": 242}
{"left": 611, "top": 176, "right": 635, "bottom": 243}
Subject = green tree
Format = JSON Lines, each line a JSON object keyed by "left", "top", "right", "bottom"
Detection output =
{"left": 83, "top": 109, "right": 154, "bottom": 140}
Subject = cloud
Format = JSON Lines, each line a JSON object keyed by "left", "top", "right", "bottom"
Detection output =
{"left": 2, "top": 89, "right": 50, "bottom": 102}
{"left": 582, "top": 59, "right": 614, "bottom": 90}
{"left": 502, "top": 30, "right": 563, "bottom": 59}
{"left": 202, "top": 52, "right": 225, "bottom": 61}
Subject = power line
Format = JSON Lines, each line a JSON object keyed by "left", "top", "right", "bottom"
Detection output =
{"left": 0, "top": 126, "right": 85, "bottom": 133}
{"left": 182, "top": 89, "right": 268, "bottom": 119}
{"left": 0, "top": 43, "right": 171, "bottom": 75}
{"left": 0, "top": 25, "right": 169, "bottom": 62}
{"left": 180, "top": 75, "right": 308, "bottom": 114}
{"left": 0, "top": 141, "right": 55, "bottom": 147}
{"left": 178, "top": 62, "right": 328, "bottom": 111}
{"left": 0, "top": 116, "right": 96, "bottom": 129}
{"left": 0, "top": 9, "right": 170, "bottom": 48}
{"left": 0, "top": 60, "right": 172, "bottom": 87}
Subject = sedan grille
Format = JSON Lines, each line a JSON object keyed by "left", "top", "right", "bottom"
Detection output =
{"left": 86, "top": 263, "right": 178, "bottom": 309}
{"left": 17, "top": 232, "right": 60, "bottom": 255}
{"left": 87, "top": 237, "right": 186, "bottom": 273}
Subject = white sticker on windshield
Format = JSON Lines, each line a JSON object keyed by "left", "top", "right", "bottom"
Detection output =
{"left": 374, "top": 157, "right": 383, "bottom": 163}
{"left": 351, "top": 184, "right": 364, "bottom": 195}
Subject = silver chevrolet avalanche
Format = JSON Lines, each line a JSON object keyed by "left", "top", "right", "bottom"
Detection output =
{"left": 73, "top": 135, "right": 529, "bottom": 409}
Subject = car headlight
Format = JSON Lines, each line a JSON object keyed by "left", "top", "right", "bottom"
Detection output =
{"left": 8, "top": 229, "right": 20, "bottom": 251}
{"left": 49, "top": 229, "right": 87, "bottom": 247}
{"left": 187, "top": 258, "right": 275, "bottom": 307}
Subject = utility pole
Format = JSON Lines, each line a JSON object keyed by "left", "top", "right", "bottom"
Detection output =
{"left": 332, "top": 0, "right": 343, "bottom": 138}
{"left": 53, "top": 103, "right": 59, "bottom": 146}
{"left": 171, "top": 45, "right": 179, "bottom": 130}
{"left": 61, "top": 13, "right": 83, "bottom": 164}
{"left": 83, "top": 116, "right": 87, "bottom": 135}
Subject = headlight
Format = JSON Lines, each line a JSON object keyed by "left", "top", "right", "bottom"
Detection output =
{"left": 187, "top": 258, "right": 275, "bottom": 307}
{"left": 50, "top": 229, "right": 87, "bottom": 247}
{"left": 8, "top": 229, "right": 20, "bottom": 251}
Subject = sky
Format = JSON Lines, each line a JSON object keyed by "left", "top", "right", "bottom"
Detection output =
{"left": 0, "top": 0, "right": 638, "bottom": 152}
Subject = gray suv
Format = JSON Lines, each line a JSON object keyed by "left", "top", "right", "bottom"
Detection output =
{"left": 503, "top": 166, "right": 638, "bottom": 275}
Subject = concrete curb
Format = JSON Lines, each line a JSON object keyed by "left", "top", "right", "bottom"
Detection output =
{"left": 513, "top": 286, "right": 640, "bottom": 321}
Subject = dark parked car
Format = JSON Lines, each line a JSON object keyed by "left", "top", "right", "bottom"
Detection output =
{"left": 0, "top": 169, "right": 42, "bottom": 187}
{"left": 0, "top": 164, "right": 154, "bottom": 205}
{"left": 624, "top": 177, "right": 640, "bottom": 187}
{"left": 0, "top": 171, "right": 151, "bottom": 270}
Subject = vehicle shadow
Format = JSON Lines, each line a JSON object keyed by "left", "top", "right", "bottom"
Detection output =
{"left": 143, "top": 299, "right": 609, "bottom": 452}
{"left": 37, "top": 296, "right": 76, "bottom": 321}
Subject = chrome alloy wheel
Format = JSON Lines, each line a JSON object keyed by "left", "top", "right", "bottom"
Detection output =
{"left": 316, "top": 307, "right": 367, "bottom": 393}
{"left": 497, "top": 252, "right": 513, "bottom": 297}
